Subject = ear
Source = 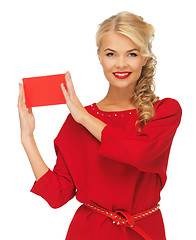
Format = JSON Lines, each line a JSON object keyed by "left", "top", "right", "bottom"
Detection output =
{"left": 142, "top": 57, "right": 148, "bottom": 66}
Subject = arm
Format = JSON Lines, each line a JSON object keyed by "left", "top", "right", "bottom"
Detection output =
{"left": 18, "top": 83, "right": 49, "bottom": 181}
{"left": 30, "top": 147, "right": 76, "bottom": 209}
{"left": 81, "top": 98, "right": 182, "bottom": 174}
{"left": 22, "top": 135, "right": 49, "bottom": 181}
{"left": 18, "top": 83, "right": 76, "bottom": 208}
{"left": 60, "top": 71, "right": 107, "bottom": 140}
{"left": 81, "top": 113, "right": 107, "bottom": 142}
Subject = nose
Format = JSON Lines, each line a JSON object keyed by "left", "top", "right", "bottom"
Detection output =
{"left": 116, "top": 56, "right": 128, "bottom": 69}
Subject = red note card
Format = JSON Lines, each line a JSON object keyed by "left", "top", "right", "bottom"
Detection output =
{"left": 22, "top": 73, "right": 67, "bottom": 108}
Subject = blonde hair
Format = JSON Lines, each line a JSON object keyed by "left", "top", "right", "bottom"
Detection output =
{"left": 96, "top": 11, "right": 160, "bottom": 132}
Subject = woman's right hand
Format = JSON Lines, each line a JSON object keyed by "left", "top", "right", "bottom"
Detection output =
{"left": 18, "top": 83, "right": 35, "bottom": 141}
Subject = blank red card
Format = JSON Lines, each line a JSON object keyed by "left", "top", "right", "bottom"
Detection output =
{"left": 22, "top": 73, "right": 67, "bottom": 108}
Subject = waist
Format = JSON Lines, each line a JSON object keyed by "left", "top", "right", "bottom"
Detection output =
{"left": 83, "top": 202, "right": 160, "bottom": 240}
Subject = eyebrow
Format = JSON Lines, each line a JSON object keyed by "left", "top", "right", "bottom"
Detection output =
{"left": 104, "top": 48, "right": 140, "bottom": 52}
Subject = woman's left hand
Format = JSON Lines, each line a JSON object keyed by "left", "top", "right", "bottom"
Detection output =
{"left": 61, "top": 71, "right": 88, "bottom": 124}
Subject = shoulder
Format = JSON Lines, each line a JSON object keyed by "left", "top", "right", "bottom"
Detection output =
{"left": 54, "top": 113, "right": 74, "bottom": 142}
{"left": 154, "top": 97, "right": 182, "bottom": 114}
{"left": 150, "top": 97, "right": 183, "bottom": 127}
{"left": 140, "top": 97, "right": 183, "bottom": 131}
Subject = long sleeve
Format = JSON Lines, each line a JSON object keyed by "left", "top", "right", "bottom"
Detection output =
{"left": 30, "top": 115, "right": 76, "bottom": 209}
{"left": 97, "top": 98, "right": 182, "bottom": 188}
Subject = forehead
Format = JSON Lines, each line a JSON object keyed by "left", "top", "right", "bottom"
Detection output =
{"left": 100, "top": 32, "right": 138, "bottom": 51}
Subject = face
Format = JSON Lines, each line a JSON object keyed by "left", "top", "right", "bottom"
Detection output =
{"left": 98, "top": 32, "right": 148, "bottom": 90}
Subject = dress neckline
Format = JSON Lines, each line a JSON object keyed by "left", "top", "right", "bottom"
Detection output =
{"left": 93, "top": 103, "right": 137, "bottom": 113}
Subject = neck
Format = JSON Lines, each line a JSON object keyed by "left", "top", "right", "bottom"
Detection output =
{"left": 103, "top": 84, "right": 135, "bottom": 107}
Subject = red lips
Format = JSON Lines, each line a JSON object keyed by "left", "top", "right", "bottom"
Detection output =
{"left": 113, "top": 72, "right": 132, "bottom": 79}
{"left": 114, "top": 72, "right": 131, "bottom": 74}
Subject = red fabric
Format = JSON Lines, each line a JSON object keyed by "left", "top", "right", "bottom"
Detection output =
{"left": 30, "top": 97, "right": 182, "bottom": 240}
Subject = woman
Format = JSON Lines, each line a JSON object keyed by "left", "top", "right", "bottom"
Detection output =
{"left": 18, "top": 11, "right": 182, "bottom": 240}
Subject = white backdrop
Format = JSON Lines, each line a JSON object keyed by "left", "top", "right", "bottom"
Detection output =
{"left": 1, "top": 0, "right": 195, "bottom": 239}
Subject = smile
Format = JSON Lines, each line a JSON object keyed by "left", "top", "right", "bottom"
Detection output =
{"left": 113, "top": 72, "right": 132, "bottom": 79}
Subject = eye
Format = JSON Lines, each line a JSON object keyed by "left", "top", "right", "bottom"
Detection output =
{"left": 106, "top": 52, "right": 115, "bottom": 57}
{"left": 129, "top": 52, "right": 138, "bottom": 57}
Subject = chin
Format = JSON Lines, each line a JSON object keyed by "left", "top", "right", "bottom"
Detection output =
{"left": 110, "top": 76, "right": 136, "bottom": 85}
{"left": 110, "top": 80, "right": 136, "bottom": 89}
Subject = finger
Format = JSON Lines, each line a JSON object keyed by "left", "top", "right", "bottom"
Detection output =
{"left": 21, "top": 84, "right": 26, "bottom": 106}
{"left": 19, "top": 83, "right": 26, "bottom": 109}
{"left": 65, "top": 71, "right": 75, "bottom": 96}
{"left": 65, "top": 72, "right": 71, "bottom": 94}
{"left": 18, "top": 83, "right": 24, "bottom": 109}
{"left": 19, "top": 84, "right": 28, "bottom": 111}
{"left": 61, "top": 83, "right": 69, "bottom": 100}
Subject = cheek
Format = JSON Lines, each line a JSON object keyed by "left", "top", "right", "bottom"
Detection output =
{"left": 101, "top": 59, "right": 114, "bottom": 72}
{"left": 129, "top": 60, "right": 143, "bottom": 72}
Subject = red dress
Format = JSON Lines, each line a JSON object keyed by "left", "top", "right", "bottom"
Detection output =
{"left": 31, "top": 97, "right": 182, "bottom": 240}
